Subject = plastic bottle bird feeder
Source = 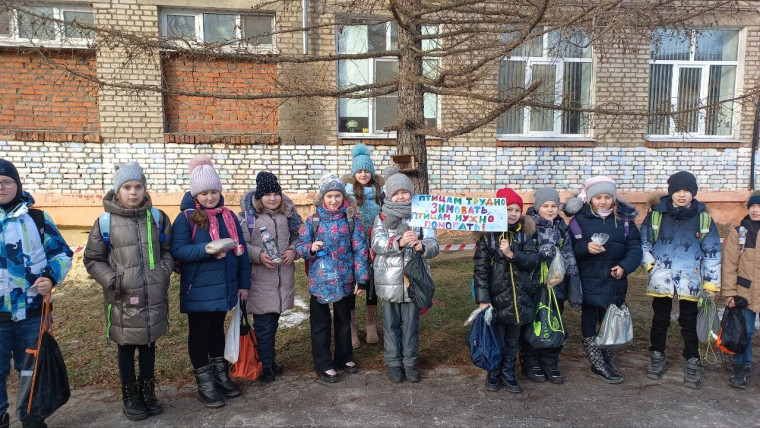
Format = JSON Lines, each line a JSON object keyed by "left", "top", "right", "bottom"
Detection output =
{"left": 391, "top": 154, "right": 419, "bottom": 173}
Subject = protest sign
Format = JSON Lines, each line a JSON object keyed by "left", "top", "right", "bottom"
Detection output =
{"left": 409, "top": 195, "right": 509, "bottom": 232}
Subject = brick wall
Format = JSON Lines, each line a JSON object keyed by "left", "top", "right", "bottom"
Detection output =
{"left": 0, "top": 50, "right": 99, "bottom": 133}
{"left": 163, "top": 55, "right": 278, "bottom": 134}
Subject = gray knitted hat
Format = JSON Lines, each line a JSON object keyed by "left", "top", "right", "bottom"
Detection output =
{"left": 319, "top": 173, "right": 346, "bottom": 199}
{"left": 113, "top": 161, "right": 145, "bottom": 192}
{"left": 383, "top": 166, "right": 414, "bottom": 198}
{"left": 534, "top": 187, "right": 559, "bottom": 209}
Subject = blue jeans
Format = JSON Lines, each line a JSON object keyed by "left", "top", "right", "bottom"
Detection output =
{"left": 0, "top": 315, "right": 43, "bottom": 416}
{"left": 734, "top": 308, "right": 758, "bottom": 366}
{"left": 253, "top": 313, "right": 280, "bottom": 369}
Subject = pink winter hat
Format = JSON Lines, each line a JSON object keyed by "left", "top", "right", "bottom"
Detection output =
{"left": 189, "top": 155, "right": 223, "bottom": 197}
{"left": 579, "top": 176, "right": 617, "bottom": 202}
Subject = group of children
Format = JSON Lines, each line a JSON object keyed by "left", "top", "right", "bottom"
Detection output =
{"left": 0, "top": 149, "right": 758, "bottom": 426}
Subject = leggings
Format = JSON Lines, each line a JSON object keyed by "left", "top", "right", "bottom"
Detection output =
{"left": 187, "top": 311, "right": 227, "bottom": 369}
{"left": 117, "top": 343, "right": 156, "bottom": 384}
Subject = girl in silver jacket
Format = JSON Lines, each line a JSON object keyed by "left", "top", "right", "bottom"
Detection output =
{"left": 372, "top": 167, "right": 439, "bottom": 383}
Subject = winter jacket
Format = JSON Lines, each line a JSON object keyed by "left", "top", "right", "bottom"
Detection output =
{"left": 170, "top": 192, "right": 251, "bottom": 313}
{"left": 295, "top": 199, "right": 369, "bottom": 302}
{"left": 371, "top": 215, "right": 439, "bottom": 304}
{"left": 722, "top": 216, "right": 760, "bottom": 312}
{"left": 83, "top": 191, "right": 173, "bottom": 345}
{"left": 238, "top": 190, "right": 303, "bottom": 315}
{"left": 641, "top": 196, "right": 721, "bottom": 302}
{"left": 473, "top": 217, "right": 538, "bottom": 325}
{"left": 343, "top": 174, "right": 384, "bottom": 238}
{"left": 570, "top": 202, "right": 642, "bottom": 308}
{"left": 526, "top": 207, "right": 582, "bottom": 307}
{"left": 0, "top": 192, "right": 72, "bottom": 322}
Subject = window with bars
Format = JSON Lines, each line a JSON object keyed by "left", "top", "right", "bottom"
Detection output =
{"left": 497, "top": 29, "right": 593, "bottom": 137}
{"left": 0, "top": 5, "right": 94, "bottom": 45}
{"left": 160, "top": 10, "right": 275, "bottom": 50}
{"left": 336, "top": 20, "right": 439, "bottom": 135}
{"left": 648, "top": 28, "right": 739, "bottom": 137}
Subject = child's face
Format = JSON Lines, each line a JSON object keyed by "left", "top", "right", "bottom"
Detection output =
{"left": 507, "top": 204, "right": 522, "bottom": 225}
{"left": 391, "top": 190, "right": 411, "bottom": 203}
{"left": 537, "top": 201, "right": 559, "bottom": 221}
{"left": 749, "top": 204, "right": 760, "bottom": 221}
{"left": 196, "top": 190, "right": 221, "bottom": 209}
{"left": 0, "top": 174, "right": 17, "bottom": 205}
{"left": 591, "top": 194, "right": 614, "bottom": 211}
{"left": 672, "top": 189, "right": 693, "bottom": 207}
{"left": 355, "top": 169, "right": 372, "bottom": 185}
{"left": 323, "top": 190, "right": 345, "bottom": 211}
{"left": 261, "top": 192, "right": 282, "bottom": 211}
{"left": 118, "top": 180, "right": 145, "bottom": 209}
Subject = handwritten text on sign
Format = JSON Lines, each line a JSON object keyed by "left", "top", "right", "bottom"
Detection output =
{"left": 410, "top": 195, "right": 509, "bottom": 232}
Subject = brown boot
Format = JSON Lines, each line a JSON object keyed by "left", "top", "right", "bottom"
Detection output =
{"left": 351, "top": 310, "right": 361, "bottom": 349}
{"left": 365, "top": 305, "right": 379, "bottom": 344}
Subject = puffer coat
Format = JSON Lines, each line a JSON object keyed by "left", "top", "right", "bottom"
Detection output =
{"left": 371, "top": 215, "right": 439, "bottom": 304}
{"left": 239, "top": 190, "right": 303, "bottom": 315}
{"left": 570, "top": 201, "right": 642, "bottom": 308}
{"left": 84, "top": 191, "right": 174, "bottom": 345}
{"left": 641, "top": 196, "right": 721, "bottom": 301}
{"left": 473, "top": 217, "right": 538, "bottom": 326}
{"left": 722, "top": 216, "right": 760, "bottom": 312}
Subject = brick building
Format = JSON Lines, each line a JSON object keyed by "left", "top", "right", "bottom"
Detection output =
{"left": 0, "top": 1, "right": 758, "bottom": 225}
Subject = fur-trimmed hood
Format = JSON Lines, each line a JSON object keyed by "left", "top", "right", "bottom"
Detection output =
{"left": 240, "top": 189, "right": 297, "bottom": 218}
{"left": 521, "top": 215, "right": 536, "bottom": 236}
{"left": 313, "top": 192, "right": 360, "bottom": 220}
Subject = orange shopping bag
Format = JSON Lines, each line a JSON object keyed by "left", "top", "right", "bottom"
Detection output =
{"left": 231, "top": 301, "right": 262, "bottom": 380}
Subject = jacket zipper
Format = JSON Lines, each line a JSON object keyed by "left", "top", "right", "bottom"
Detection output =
{"left": 507, "top": 232, "right": 520, "bottom": 324}
{"left": 272, "top": 214, "right": 283, "bottom": 313}
{"left": 135, "top": 215, "right": 152, "bottom": 343}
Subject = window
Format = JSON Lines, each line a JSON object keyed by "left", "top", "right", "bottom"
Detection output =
{"left": 160, "top": 10, "right": 275, "bottom": 50}
{"left": 648, "top": 28, "right": 739, "bottom": 137}
{"left": 0, "top": 5, "right": 94, "bottom": 45}
{"left": 336, "top": 20, "right": 439, "bottom": 135}
{"left": 498, "top": 29, "right": 593, "bottom": 137}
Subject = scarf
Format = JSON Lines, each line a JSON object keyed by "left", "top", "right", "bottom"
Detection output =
{"left": 596, "top": 208, "right": 613, "bottom": 218}
{"left": 204, "top": 206, "right": 244, "bottom": 256}
{"left": 382, "top": 200, "right": 412, "bottom": 231}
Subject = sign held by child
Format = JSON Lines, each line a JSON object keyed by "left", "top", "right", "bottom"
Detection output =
{"left": 410, "top": 194, "right": 509, "bottom": 231}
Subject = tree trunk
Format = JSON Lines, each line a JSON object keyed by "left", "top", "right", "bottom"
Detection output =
{"left": 396, "top": 0, "right": 429, "bottom": 194}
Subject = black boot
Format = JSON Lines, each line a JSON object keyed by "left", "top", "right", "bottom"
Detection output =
{"left": 1, "top": 413, "right": 9, "bottom": 428}
{"left": 601, "top": 348, "right": 623, "bottom": 381}
{"left": 583, "top": 337, "right": 623, "bottom": 384}
{"left": 729, "top": 364, "right": 750, "bottom": 389}
{"left": 121, "top": 382, "right": 149, "bottom": 420}
{"left": 500, "top": 357, "right": 523, "bottom": 393}
{"left": 258, "top": 366, "right": 276, "bottom": 383}
{"left": 20, "top": 418, "right": 46, "bottom": 428}
{"left": 210, "top": 357, "right": 242, "bottom": 398}
{"left": 485, "top": 370, "right": 501, "bottom": 391}
{"left": 193, "top": 365, "right": 225, "bottom": 408}
{"left": 139, "top": 377, "right": 164, "bottom": 416}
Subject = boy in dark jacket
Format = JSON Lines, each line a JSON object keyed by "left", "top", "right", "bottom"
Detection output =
{"left": 473, "top": 188, "right": 538, "bottom": 393}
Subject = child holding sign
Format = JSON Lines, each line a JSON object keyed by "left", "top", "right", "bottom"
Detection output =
{"left": 473, "top": 188, "right": 538, "bottom": 393}
{"left": 372, "top": 167, "right": 439, "bottom": 383}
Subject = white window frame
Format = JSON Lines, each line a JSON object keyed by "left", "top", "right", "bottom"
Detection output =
{"left": 335, "top": 19, "right": 440, "bottom": 138}
{"left": 647, "top": 28, "right": 741, "bottom": 140}
{"left": 497, "top": 29, "right": 594, "bottom": 140}
{"left": 0, "top": 4, "right": 94, "bottom": 48}
{"left": 159, "top": 9, "right": 277, "bottom": 54}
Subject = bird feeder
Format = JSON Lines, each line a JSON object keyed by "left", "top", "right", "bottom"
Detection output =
{"left": 391, "top": 154, "right": 418, "bottom": 173}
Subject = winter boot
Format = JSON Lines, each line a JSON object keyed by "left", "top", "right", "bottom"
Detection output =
{"left": 139, "top": 377, "right": 163, "bottom": 416}
{"left": 499, "top": 356, "right": 523, "bottom": 393}
{"left": 1, "top": 413, "right": 9, "bottom": 428}
{"left": 121, "top": 382, "right": 149, "bottom": 420}
{"left": 388, "top": 366, "right": 403, "bottom": 383}
{"left": 272, "top": 361, "right": 283, "bottom": 375}
{"left": 485, "top": 370, "right": 501, "bottom": 391}
{"left": 365, "top": 305, "right": 380, "bottom": 344}
{"left": 601, "top": 349, "right": 623, "bottom": 381}
{"left": 646, "top": 351, "right": 667, "bottom": 380}
{"left": 210, "top": 357, "right": 242, "bottom": 398}
{"left": 404, "top": 365, "right": 420, "bottom": 383}
{"left": 520, "top": 355, "right": 546, "bottom": 383}
{"left": 258, "top": 366, "right": 276, "bottom": 383}
{"left": 193, "top": 365, "right": 225, "bottom": 408}
{"left": 350, "top": 310, "right": 361, "bottom": 349}
{"left": 20, "top": 418, "right": 46, "bottom": 428}
{"left": 729, "top": 364, "right": 750, "bottom": 389}
{"left": 683, "top": 357, "right": 703, "bottom": 389}
{"left": 583, "top": 337, "right": 623, "bottom": 384}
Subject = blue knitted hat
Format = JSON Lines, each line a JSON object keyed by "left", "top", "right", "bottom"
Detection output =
{"left": 351, "top": 144, "right": 375, "bottom": 176}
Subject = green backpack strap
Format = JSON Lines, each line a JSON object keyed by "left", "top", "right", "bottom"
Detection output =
{"left": 698, "top": 211, "right": 711, "bottom": 244}
{"left": 650, "top": 211, "right": 662, "bottom": 243}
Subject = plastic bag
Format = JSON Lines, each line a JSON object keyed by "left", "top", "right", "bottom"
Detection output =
{"left": 205, "top": 238, "right": 236, "bottom": 258}
{"left": 231, "top": 302, "right": 262, "bottom": 380}
{"left": 591, "top": 233, "right": 609, "bottom": 246}
{"left": 468, "top": 307, "right": 502, "bottom": 371}
{"left": 524, "top": 286, "right": 565, "bottom": 349}
{"left": 17, "top": 296, "right": 70, "bottom": 423}
{"left": 717, "top": 306, "right": 747, "bottom": 354}
{"left": 595, "top": 304, "right": 633, "bottom": 349}
{"left": 224, "top": 302, "right": 242, "bottom": 364}
{"left": 696, "top": 291, "right": 719, "bottom": 344}
{"left": 545, "top": 250, "right": 566, "bottom": 288}
{"left": 404, "top": 252, "right": 435, "bottom": 309}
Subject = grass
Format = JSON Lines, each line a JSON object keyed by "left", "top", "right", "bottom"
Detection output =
{"left": 37, "top": 249, "right": 706, "bottom": 389}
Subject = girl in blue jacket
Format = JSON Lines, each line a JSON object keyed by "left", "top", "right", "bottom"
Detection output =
{"left": 170, "top": 156, "right": 250, "bottom": 409}
{"left": 566, "top": 176, "right": 642, "bottom": 384}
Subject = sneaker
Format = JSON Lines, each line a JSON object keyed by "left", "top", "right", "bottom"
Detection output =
{"left": 485, "top": 370, "right": 501, "bottom": 391}
{"left": 404, "top": 366, "right": 420, "bottom": 383}
{"left": 388, "top": 366, "right": 403, "bottom": 383}
{"left": 729, "top": 364, "right": 750, "bottom": 389}
{"left": 543, "top": 368, "right": 565, "bottom": 385}
{"left": 683, "top": 357, "right": 703, "bottom": 389}
{"left": 646, "top": 351, "right": 666, "bottom": 380}
{"left": 521, "top": 365, "right": 547, "bottom": 383}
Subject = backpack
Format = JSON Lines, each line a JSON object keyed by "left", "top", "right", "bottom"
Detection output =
{"left": 27, "top": 208, "right": 47, "bottom": 244}
{"left": 650, "top": 210, "right": 711, "bottom": 244}
{"left": 99, "top": 207, "right": 166, "bottom": 249}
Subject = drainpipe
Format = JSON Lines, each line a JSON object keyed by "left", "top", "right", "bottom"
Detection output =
{"left": 302, "top": 0, "right": 308, "bottom": 54}
{"left": 752, "top": 96, "right": 760, "bottom": 190}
